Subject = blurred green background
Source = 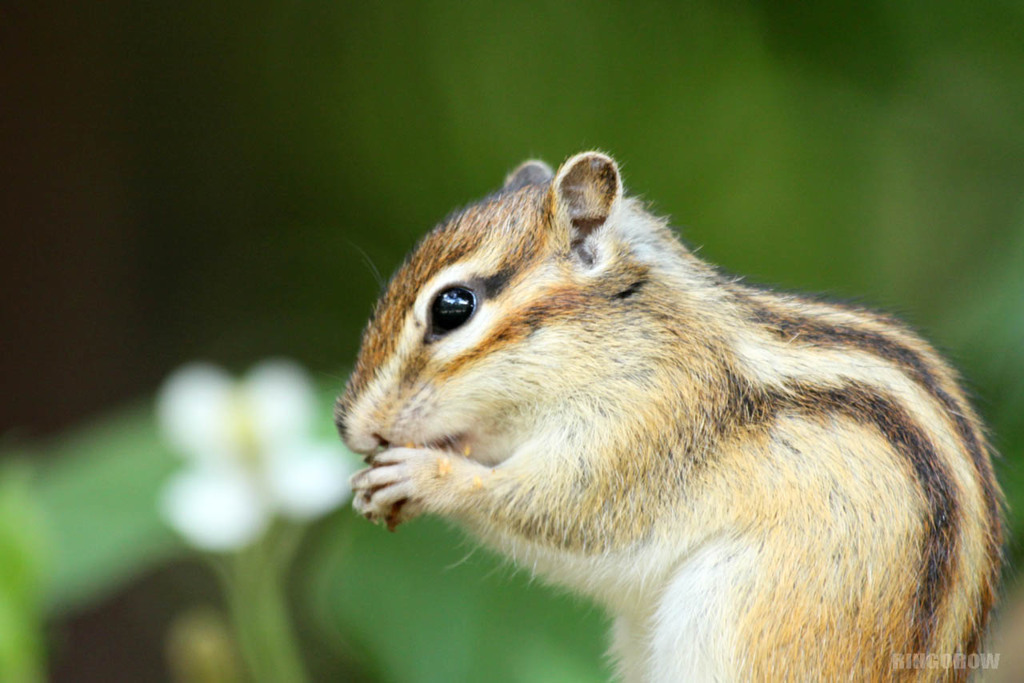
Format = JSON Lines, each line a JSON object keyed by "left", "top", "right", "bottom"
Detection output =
{"left": 3, "top": 1, "right": 1024, "bottom": 681}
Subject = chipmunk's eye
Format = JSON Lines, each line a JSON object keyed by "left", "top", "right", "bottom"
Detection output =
{"left": 430, "top": 286, "right": 476, "bottom": 335}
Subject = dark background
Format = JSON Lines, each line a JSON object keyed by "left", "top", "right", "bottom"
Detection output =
{"left": 3, "top": 1, "right": 1024, "bottom": 680}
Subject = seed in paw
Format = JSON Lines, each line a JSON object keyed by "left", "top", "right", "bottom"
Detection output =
{"left": 472, "top": 475, "right": 483, "bottom": 489}
{"left": 438, "top": 456, "right": 452, "bottom": 476}
{"left": 386, "top": 500, "right": 406, "bottom": 532}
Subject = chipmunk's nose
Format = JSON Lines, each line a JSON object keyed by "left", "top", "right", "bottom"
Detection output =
{"left": 337, "top": 403, "right": 392, "bottom": 456}
{"left": 335, "top": 387, "right": 397, "bottom": 456}
{"left": 333, "top": 397, "right": 351, "bottom": 438}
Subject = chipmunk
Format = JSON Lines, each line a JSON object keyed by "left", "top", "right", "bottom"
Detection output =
{"left": 336, "top": 152, "right": 1003, "bottom": 681}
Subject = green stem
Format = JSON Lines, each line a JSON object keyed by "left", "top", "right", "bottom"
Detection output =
{"left": 219, "top": 524, "right": 309, "bottom": 683}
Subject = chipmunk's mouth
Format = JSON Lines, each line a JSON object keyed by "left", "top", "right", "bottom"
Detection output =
{"left": 423, "top": 433, "right": 473, "bottom": 456}
{"left": 366, "top": 432, "right": 472, "bottom": 463}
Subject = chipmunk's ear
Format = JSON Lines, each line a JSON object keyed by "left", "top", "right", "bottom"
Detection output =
{"left": 549, "top": 152, "right": 622, "bottom": 255}
{"left": 503, "top": 160, "right": 554, "bottom": 192}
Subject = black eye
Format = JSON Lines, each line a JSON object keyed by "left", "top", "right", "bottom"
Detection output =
{"left": 430, "top": 286, "right": 477, "bottom": 335}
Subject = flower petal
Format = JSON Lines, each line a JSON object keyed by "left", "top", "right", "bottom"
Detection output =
{"left": 160, "top": 466, "right": 268, "bottom": 551}
{"left": 265, "top": 444, "right": 358, "bottom": 520}
{"left": 243, "top": 360, "right": 317, "bottom": 450}
{"left": 157, "top": 363, "right": 236, "bottom": 462}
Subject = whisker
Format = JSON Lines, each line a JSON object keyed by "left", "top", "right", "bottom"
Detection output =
{"left": 347, "top": 239, "right": 386, "bottom": 290}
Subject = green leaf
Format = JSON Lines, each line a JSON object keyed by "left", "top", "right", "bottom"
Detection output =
{"left": 30, "top": 405, "right": 182, "bottom": 610}
{"left": 0, "top": 462, "right": 49, "bottom": 682}
{"left": 302, "top": 515, "right": 608, "bottom": 683}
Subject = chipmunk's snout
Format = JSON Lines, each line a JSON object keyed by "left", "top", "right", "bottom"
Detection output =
{"left": 340, "top": 425, "right": 385, "bottom": 457}
{"left": 335, "top": 389, "right": 396, "bottom": 458}
{"left": 352, "top": 433, "right": 390, "bottom": 463}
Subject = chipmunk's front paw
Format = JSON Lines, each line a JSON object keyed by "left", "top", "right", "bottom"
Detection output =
{"left": 350, "top": 447, "right": 461, "bottom": 531}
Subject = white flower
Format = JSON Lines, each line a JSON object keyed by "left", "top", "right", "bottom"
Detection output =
{"left": 157, "top": 360, "right": 358, "bottom": 551}
{"left": 161, "top": 464, "right": 266, "bottom": 551}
